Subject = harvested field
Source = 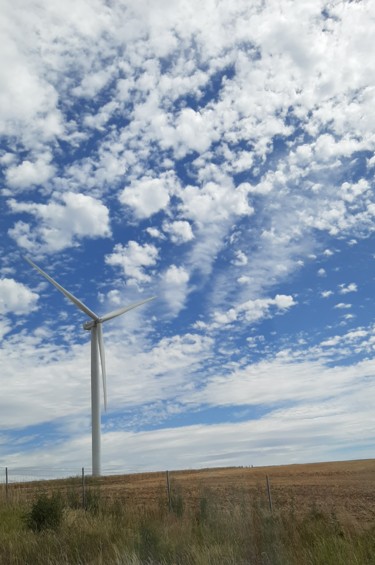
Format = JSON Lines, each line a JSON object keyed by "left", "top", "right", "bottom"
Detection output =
{"left": 101, "top": 459, "right": 375, "bottom": 526}
{"left": 4, "top": 459, "right": 375, "bottom": 529}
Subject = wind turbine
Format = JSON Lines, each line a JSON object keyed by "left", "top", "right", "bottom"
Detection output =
{"left": 24, "top": 256, "right": 155, "bottom": 477}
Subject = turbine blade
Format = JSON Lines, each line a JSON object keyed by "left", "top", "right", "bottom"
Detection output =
{"left": 24, "top": 256, "right": 99, "bottom": 321}
{"left": 97, "top": 323, "right": 107, "bottom": 411}
{"left": 100, "top": 296, "right": 156, "bottom": 323}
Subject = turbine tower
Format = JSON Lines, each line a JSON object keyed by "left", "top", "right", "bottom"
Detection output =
{"left": 24, "top": 257, "right": 155, "bottom": 476}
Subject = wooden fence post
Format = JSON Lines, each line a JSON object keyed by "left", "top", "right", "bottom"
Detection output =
{"left": 82, "top": 467, "right": 86, "bottom": 509}
{"left": 266, "top": 474, "right": 273, "bottom": 513}
{"left": 166, "top": 470, "right": 172, "bottom": 511}
{"left": 5, "top": 467, "right": 9, "bottom": 503}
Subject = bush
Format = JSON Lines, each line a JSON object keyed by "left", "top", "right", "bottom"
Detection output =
{"left": 25, "top": 493, "right": 63, "bottom": 532}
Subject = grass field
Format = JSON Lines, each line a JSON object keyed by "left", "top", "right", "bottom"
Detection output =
{"left": 1, "top": 459, "right": 375, "bottom": 564}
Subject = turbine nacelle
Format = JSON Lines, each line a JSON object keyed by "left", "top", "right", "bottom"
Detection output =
{"left": 83, "top": 320, "right": 96, "bottom": 331}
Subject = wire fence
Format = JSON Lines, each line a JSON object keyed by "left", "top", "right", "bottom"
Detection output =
{"left": 0, "top": 466, "right": 178, "bottom": 511}
{"left": 0, "top": 465, "right": 273, "bottom": 515}
{"left": 1, "top": 462, "right": 373, "bottom": 527}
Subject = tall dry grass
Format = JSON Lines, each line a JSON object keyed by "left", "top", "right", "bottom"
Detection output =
{"left": 0, "top": 482, "right": 374, "bottom": 564}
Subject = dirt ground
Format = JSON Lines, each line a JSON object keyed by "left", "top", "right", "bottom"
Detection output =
{"left": 6, "top": 459, "right": 375, "bottom": 528}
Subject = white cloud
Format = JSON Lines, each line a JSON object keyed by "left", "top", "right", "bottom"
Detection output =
{"left": 98, "top": 289, "right": 122, "bottom": 306}
{"left": 105, "top": 241, "right": 159, "bottom": 286}
{"left": 7, "top": 192, "right": 111, "bottom": 252}
{"left": 367, "top": 155, "right": 375, "bottom": 169}
{"left": 334, "top": 303, "right": 352, "bottom": 310}
{"left": 72, "top": 68, "right": 114, "bottom": 99}
{"left": 320, "top": 336, "right": 342, "bottom": 348}
{"left": 321, "top": 290, "right": 333, "bottom": 298}
{"left": 341, "top": 179, "right": 370, "bottom": 204}
{"left": 174, "top": 107, "right": 219, "bottom": 157}
{"left": 162, "top": 220, "right": 194, "bottom": 244}
{"left": 339, "top": 283, "right": 358, "bottom": 294}
{"left": 164, "top": 265, "right": 189, "bottom": 285}
{"left": 0, "top": 319, "right": 11, "bottom": 339}
{"left": 232, "top": 250, "right": 248, "bottom": 266}
{"left": 120, "top": 173, "right": 177, "bottom": 218}
{"left": 188, "top": 346, "right": 375, "bottom": 416}
{"left": 120, "top": 178, "right": 169, "bottom": 218}
{"left": 212, "top": 294, "right": 296, "bottom": 328}
{"left": 273, "top": 294, "right": 295, "bottom": 309}
{"left": 5, "top": 154, "right": 55, "bottom": 191}
{"left": 0, "top": 278, "right": 38, "bottom": 315}
{"left": 345, "top": 329, "right": 368, "bottom": 341}
{"left": 162, "top": 265, "right": 190, "bottom": 313}
{"left": 180, "top": 181, "right": 253, "bottom": 225}
{"left": 237, "top": 181, "right": 273, "bottom": 196}
{"left": 146, "top": 227, "right": 165, "bottom": 239}
{"left": 3, "top": 396, "right": 374, "bottom": 471}
{"left": 0, "top": 25, "right": 64, "bottom": 150}
{"left": 83, "top": 100, "right": 119, "bottom": 131}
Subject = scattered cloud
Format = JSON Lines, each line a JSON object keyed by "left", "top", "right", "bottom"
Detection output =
{"left": 105, "top": 241, "right": 159, "bottom": 287}
{"left": 334, "top": 303, "right": 352, "bottom": 310}
{"left": 5, "top": 154, "right": 55, "bottom": 191}
{"left": 7, "top": 192, "right": 111, "bottom": 252}
{"left": 162, "top": 221, "right": 194, "bottom": 244}
{"left": 339, "top": 283, "right": 358, "bottom": 294}
{"left": 232, "top": 250, "right": 248, "bottom": 266}
{"left": 0, "top": 0, "right": 375, "bottom": 472}
{"left": 0, "top": 279, "right": 38, "bottom": 315}
{"left": 321, "top": 290, "right": 333, "bottom": 298}
{"left": 180, "top": 181, "right": 254, "bottom": 226}
{"left": 162, "top": 265, "right": 190, "bottom": 313}
{"left": 120, "top": 173, "right": 177, "bottom": 219}
{"left": 146, "top": 227, "right": 165, "bottom": 240}
{"left": 211, "top": 294, "right": 296, "bottom": 329}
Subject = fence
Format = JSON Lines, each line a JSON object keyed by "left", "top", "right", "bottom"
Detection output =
{"left": 2, "top": 467, "right": 82, "bottom": 506}
{"left": 0, "top": 466, "right": 275, "bottom": 515}
{"left": 0, "top": 467, "right": 174, "bottom": 510}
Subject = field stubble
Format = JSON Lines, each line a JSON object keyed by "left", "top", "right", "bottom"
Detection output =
{"left": 1, "top": 459, "right": 374, "bottom": 564}
{"left": 90, "top": 459, "right": 375, "bottom": 527}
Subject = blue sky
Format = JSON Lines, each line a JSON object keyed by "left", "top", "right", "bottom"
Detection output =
{"left": 1, "top": 0, "right": 374, "bottom": 474}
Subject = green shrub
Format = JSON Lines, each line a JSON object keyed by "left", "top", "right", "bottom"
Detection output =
{"left": 25, "top": 493, "right": 63, "bottom": 532}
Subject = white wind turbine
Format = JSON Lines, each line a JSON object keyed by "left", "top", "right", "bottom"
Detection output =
{"left": 24, "top": 256, "right": 155, "bottom": 477}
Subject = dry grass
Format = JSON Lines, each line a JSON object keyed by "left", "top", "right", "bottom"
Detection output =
{"left": 1, "top": 459, "right": 374, "bottom": 564}
{"left": 76, "top": 461, "right": 375, "bottom": 516}
{"left": 3, "top": 459, "right": 375, "bottom": 525}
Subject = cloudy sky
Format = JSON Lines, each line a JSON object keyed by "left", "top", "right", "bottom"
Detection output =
{"left": 1, "top": 0, "right": 374, "bottom": 475}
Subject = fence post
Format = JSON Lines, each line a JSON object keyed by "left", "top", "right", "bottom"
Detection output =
{"left": 82, "top": 467, "right": 86, "bottom": 510}
{"left": 5, "top": 467, "right": 8, "bottom": 503}
{"left": 166, "top": 470, "right": 172, "bottom": 511}
{"left": 266, "top": 475, "right": 273, "bottom": 513}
